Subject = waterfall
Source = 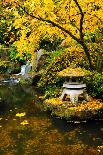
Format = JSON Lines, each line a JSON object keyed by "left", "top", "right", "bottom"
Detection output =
{"left": 16, "top": 61, "right": 32, "bottom": 76}
{"left": 1, "top": 61, "right": 32, "bottom": 84}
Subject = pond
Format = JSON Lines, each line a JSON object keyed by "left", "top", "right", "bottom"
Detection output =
{"left": 0, "top": 84, "right": 103, "bottom": 155}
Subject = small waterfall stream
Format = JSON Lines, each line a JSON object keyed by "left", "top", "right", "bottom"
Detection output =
{"left": 0, "top": 61, "right": 32, "bottom": 84}
{"left": 16, "top": 61, "right": 32, "bottom": 76}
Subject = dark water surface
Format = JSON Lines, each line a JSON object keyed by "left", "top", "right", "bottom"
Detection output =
{"left": 0, "top": 84, "right": 103, "bottom": 155}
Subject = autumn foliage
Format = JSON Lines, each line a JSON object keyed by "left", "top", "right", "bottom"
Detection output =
{"left": 1, "top": 0, "right": 103, "bottom": 69}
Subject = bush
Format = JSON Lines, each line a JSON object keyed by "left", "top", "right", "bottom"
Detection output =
{"left": 38, "top": 48, "right": 78, "bottom": 88}
{"left": 44, "top": 85, "right": 63, "bottom": 99}
{"left": 0, "top": 59, "right": 21, "bottom": 74}
{"left": 8, "top": 44, "right": 32, "bottom": 64}
{"left": 85, "top": 72, "right": 103, "bottom": 99}
{"left": 0, "top": 60, "right": 9, "bottom": 73}
{"left": 8, "top": 45, "right": 18, "bottom": 61}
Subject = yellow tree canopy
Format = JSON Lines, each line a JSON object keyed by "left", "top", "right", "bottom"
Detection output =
{"left": 2, "top": 0, "right": 103, "bottom": 68}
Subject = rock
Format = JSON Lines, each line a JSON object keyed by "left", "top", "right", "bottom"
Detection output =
{"left": 36, "top": 54, "right": 48, "bottom": 72}
{"left": 32, "top": 74, "right": 41, "bottom": 86}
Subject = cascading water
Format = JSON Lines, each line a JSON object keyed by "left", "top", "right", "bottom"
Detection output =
{"left": 16, "top": 61, "right": 32, "bottom": 76}
{"left": 16, "top": 61, "right": 31, "bottom": 76}
{"left": 1, "top": 61, "right": 32, "bottom": 84}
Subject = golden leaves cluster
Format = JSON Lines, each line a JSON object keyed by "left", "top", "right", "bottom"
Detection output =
{"left": 76, "top": 100, "right": 103, "bottom": 112}
{"left": 45, "top": 98, "right": 63, "bottom": 106}
{"left": 2, "top": 0, "right": 103, "bottom": 57}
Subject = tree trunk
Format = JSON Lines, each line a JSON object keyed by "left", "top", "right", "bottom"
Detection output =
{"left": 80, "top": 41, "right": 93, "bottom": 70}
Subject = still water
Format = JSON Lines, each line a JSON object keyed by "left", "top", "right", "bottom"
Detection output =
{"left": 0, "top": 84, "right": 103, "bottom": 155}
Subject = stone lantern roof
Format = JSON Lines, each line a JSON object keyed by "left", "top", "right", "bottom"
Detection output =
{"left": 58, "top": 66, "right": 90, "bottom": 78}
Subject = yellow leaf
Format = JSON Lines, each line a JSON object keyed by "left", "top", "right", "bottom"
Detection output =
{"left": 16, "top": 112, "right": 26, "bottom": 117}
{"left": 20, "top": 120, "right": 29, "bottom": 125}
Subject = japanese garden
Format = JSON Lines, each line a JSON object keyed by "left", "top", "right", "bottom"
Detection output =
{"left": 0, "top": 0, "right": 103, "bottom": 154}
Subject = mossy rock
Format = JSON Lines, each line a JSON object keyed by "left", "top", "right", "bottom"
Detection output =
{"left": 44, "top": 98, "right": 103, "bottom": 120}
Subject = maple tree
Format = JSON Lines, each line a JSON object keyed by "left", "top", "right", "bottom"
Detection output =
{"left": 1, "top": 0, "right": 103, "bottom": 69}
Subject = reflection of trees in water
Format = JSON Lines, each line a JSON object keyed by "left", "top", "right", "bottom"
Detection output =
{"left": 0, "top": 117, "right": 102, "bottom": 155}
{"left": 0, "top": 85, "right": 102, "bottom": 155}
{"left": 52, "top": 117, "right": 103, "bottom": 146}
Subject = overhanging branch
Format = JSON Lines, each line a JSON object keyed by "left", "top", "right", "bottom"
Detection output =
{"left": 16, "top": 3, "right": 81, "bottom": 44}
{"left": 14, "top": 1, "right": 93, "bottom": 69}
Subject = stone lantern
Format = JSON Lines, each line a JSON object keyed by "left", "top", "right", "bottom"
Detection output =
{"left": 58, "top": 67, "right": 89, "bottom": 104}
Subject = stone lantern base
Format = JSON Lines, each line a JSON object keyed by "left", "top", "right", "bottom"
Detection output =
{"left": 60, "top": 83, "right": 89, "bottom": 104}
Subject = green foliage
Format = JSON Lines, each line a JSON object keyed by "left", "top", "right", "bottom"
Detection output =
{"left": 19, "top": 77, "right": 32, "bottom": 85}
{"left": 39, "top": 38, "right": 62, "bottom": 51}
{"left": 8, "top": 45, "right": 18, "bottom": 60}
{"left": 0, "top": 59, "right": 21, "bottom": 74}
{"left": 44, "top": 85, "right": 62, "bottom": 99}
{"left": 0, "top": 60, "right": 8, "bottom": 73}
{"left": 8, "top": 44, "right": 32, "bottom": 64}
{"left": 85, "top": 72, "right": 103, "bottom": 99}
{"left": 38, "top": 48, "right": 77, "bottom": 89}
{"left": 84, "top": 29, "right": 103, "bottom": 71}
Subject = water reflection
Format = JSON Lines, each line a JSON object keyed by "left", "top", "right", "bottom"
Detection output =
{"left": 0, "top": 84, "right": 103, "bottom": 155}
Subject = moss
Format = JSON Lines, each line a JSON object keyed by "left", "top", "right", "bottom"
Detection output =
{"left": 43, "top": 98, "right": 103, "bottom": 120}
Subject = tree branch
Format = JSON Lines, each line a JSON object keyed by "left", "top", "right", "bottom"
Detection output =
{"left": 15, "top": 1, "right": 93, "bottom": 69}
{"left": 16, "top": 3, "right": 81, "bottom": 44}
{"left": 73, "top": 0, "right": 84, "bottom": 40}
{"left": 70, "top": 20, "right": 80, "bottom": 32}
{"left": 39, "top": 16, "right": 81, "bottom": 43}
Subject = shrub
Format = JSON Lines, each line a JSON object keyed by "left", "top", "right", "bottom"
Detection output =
{"left": 8, "top": 44, "right": 32, "bottom": 64}
{"left": 38, "top": 48, "right": 78, "bottom": 89}
{"left": 8, "top": 45, "right": 18, "bottom": 61}
{"left": 0, "top": 60, "right": 9, "bottom": 73}
{"left": 85, "top": 72, "right": 103, "bottom": 99}
{"left": 44, "top": 85, "right": 63, "bottom": 99}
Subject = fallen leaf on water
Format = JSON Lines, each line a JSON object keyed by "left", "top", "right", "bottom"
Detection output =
{"left": 16, "top": 112, "right": 26, "bottom": 117}
{"left": 20, "top": 120, "right": 29, "bottom": 125}
{"left": 13, "top": 118, "right": 16, "bottom": 121}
